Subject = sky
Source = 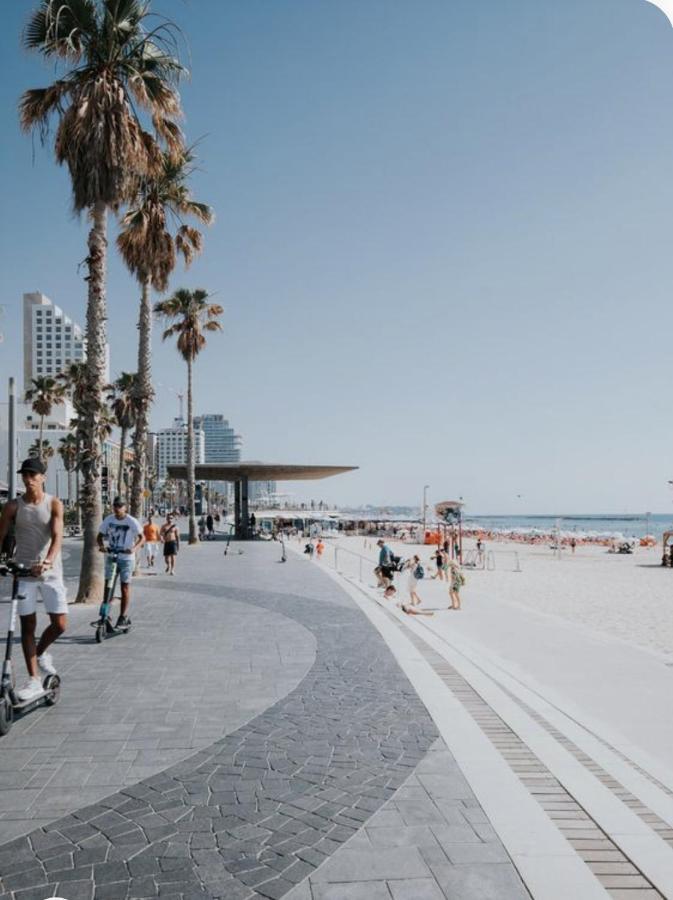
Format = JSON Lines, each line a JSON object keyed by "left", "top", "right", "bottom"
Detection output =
{"left": 2, "top": 0, "right": 673, "bottom": 514}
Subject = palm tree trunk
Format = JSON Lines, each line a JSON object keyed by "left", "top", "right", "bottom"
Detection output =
{"left": 75, "top": 434, "right": 82, "bottom": 531}
{"left": 186, "top": 358, "right": 197, "bottom": 543}
{"left": 117, "top": 425, "right": 127, "bottom": 498}
{"left": 130, "top": 276, "right": 152, "bottom": 519}
{"left": 67, "top": 468, "right": 72, "bottom": 506}
{"left": 38, "top": 415, "right": 44, "bottom": 459}
{"left": 76, "top": 200, "right": 107, "bottom": 603}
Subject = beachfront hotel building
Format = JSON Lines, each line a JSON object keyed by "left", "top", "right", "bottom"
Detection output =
{"left": 193, "top": 414, "right": 242, "bottom": 464}
{"left": 156, "top": 419, "right": 206, "bottom": 479}
{"left": 22, "top": 290, "right": 110, "bottom": 429}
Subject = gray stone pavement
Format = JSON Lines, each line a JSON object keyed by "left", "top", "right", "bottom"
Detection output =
{"left": 0, "top": 542, "right": 529, "bottom": 900}
{"left": 0, "top": 542, "right": 316, "bottom": 843}
{"left": 285, "top": 738, "right": 530, "bottom": 900}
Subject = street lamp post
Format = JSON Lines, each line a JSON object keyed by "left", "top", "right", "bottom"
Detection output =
{"left": 422, "top": 484, "right": 429, "bottom": 542}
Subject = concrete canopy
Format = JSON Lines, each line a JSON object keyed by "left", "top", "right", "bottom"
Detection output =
{"left": 166, "top": 463, "right": 358, "bottom": 482}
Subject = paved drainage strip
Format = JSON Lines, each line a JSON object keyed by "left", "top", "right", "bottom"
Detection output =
{"left": 496, "top": 685, "right": 673, "bottom": 850}
{"left": 394, "top": 622, "right": 664, "bottom": 898}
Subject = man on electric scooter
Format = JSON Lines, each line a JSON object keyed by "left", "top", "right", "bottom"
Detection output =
{"left": 97, "top": 497, "right": 143, "bottom": 628}
{"left": 0, "top": 458, "right": 67, "bottom": 701}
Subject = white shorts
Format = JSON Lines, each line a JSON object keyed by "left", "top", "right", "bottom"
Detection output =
{"left": 17, "top": 580, "right": 68, "bottom": 616}
{"left": 145, "top": 542, "right": 157, "bottom": 557}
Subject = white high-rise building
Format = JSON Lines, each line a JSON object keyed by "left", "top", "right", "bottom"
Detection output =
{"left": 157, "top": 419, "right": 205, "bottom": 478}
{"left": 22, "top": 291, "right": 110, "bottom": 428}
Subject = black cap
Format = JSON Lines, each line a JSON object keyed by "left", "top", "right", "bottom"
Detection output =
{"left": 112, "top": 496, "right": 126, "bottom": 508}
{"left": 17, "top": 458, "right": 46, "bottom": 475}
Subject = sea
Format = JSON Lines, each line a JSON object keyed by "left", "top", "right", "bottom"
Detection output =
{"left": 462, "top": 514, "right": 673, "bottom": 540}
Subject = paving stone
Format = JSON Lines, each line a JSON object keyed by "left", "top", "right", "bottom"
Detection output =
{"left": 387, "top": 878, "right": 446, "bottom": 900}
{"left": 311, "top": 847, "right": 430, "bottom": 882}
{"left": 430, "top": 861, "right": 531, "bottom": 900}
{"left": 311, "top": 882, "right": 392, "bottom": 900}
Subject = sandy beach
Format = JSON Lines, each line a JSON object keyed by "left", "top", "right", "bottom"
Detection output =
{"left": 324, "top": 534, "right": 673, "bottom": 658}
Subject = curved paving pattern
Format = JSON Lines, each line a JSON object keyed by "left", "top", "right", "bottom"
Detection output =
{"left": 0, "top": 547, "right": 439, "bottom": 900}
{"left": 0, "top": 584, "right": 316, "bottom": 845}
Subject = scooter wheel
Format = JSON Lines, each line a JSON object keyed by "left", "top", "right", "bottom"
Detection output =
{"left": 95, "top": 624, "right": 105, "bottom": 643}
{"left": 43, "top": 675, "right": 60, "bottom": 706}
{"left": 0, "top": 697, "right": 13, "bottom": 735}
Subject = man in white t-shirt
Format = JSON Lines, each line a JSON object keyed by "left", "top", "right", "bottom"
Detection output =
{"left": 97, "top": 497, "right": 143, "bottom": 628}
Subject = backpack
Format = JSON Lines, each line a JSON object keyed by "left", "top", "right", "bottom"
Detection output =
{"left": 414, "top": 564, "right": 424, "bottom": 580}
{"left": 390, "top": 554, "right": 402, "bottom": 571}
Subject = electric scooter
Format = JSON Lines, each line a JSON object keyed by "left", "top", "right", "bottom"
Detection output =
{"left": 0, "top": 559, "right": 61, "bottom": 737}
{"left": 90, "top": 551, "right": 132, "bottom": 643}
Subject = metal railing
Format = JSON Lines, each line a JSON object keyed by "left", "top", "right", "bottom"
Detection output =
{"left": 323, "top": 542, "right": 521, "bottom": 580}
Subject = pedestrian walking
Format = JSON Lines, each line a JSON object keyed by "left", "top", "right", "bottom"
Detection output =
{"left": 206, "top": 513, "right": 214, "bottom": 540}
{"left": 405, "top": 554, "right": 424, "bottom": 606}
{"left": 376, "top": 539, "right": 395, "bottom": 588}
{"left": 448, "top": 559, "right": 465, "bottom": 610}
{"left": 316, "top": 539, "right": 325, "bottom": 560}
{"left": 161, "top": 514, "right": 180, "bottom": 575}
{"left": 143, "top": 516, "right": 161, "bottom": 568}
{"left": 431, "top": 547, "right": 445, "bottom": 581}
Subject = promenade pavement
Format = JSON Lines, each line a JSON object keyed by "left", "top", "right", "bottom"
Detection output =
{"left": 317, "top": 536, "right": 673, "bottom": 899}
{"left": 0, "top": 538, "right": 530, "bottom": 900}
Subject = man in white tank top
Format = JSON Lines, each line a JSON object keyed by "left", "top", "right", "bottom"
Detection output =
{"left": 0, "top": 458, "right": 67, "bottom": 701}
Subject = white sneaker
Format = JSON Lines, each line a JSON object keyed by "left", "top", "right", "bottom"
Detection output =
{"left": 16, "top": 677, "right": 43, "bottom": 702}
{"left": 37, "top": 652, "right": 57, "bottom": 676}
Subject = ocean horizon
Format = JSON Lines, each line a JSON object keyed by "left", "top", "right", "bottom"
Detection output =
{"left": 463, "top": 513, "right": 673, "bottom": 539}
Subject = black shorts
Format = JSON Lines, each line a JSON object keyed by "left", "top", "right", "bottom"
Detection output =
{"left": 380, "top": 565, "right": 394, "bottom": 580}
{"left": 163, "top": 541, "right": 178, "bottom": 557}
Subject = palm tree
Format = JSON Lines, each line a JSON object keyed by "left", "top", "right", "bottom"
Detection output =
{"left": 29, "top": 438, "right": 55, "bottom": 462}
{"left": 59, "top": 362, "right": 87, "bottom": 533}
{"left": 154, "top": 289, "right": 223, "bottom": 543}
{"left": 117, "top": 150, "right": 213, "bottom": 519}
{"left": 25, "top": 376, "right": 65, "bottom": 454}
{"left": 20, "top": 0, "right": 185, "bottom": 603}
{"left": 58, "top": 433, "right": 78, "bottom": 505}
{"left": 107, "top": 372, "right": 138, "bottom": 499}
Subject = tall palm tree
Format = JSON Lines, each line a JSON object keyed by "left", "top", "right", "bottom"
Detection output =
{"left": 154, "top": 288, "right": 223, "bottom": 543}
{"left": 29, "top": 438, "right": 55, "bottom": 462}
{"left": 107, "top": 372, "right": 138, "bottom": 498}
{"left": 58, "top": 433, "right": 78, "bottom": 505}
{"left": 20, "top": 0, "right": 185, "bottom": 603}
{"left": 117, "top": 150, "right": 213, "bottom": 520}
{"left": 25, "top": 376, "right": 65, "bottom": 454}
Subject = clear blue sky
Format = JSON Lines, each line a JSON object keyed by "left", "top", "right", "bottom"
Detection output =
{"left": 2, "top": 0, "right": 673, "bottom": 513}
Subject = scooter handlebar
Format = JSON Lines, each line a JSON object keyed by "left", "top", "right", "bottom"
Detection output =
{"left": 0, "top": 559, "right": 31, "bottom": 577}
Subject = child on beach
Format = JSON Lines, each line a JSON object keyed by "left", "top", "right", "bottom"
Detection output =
{"left": 448, "top": 559, "right": 465, "bottom": 610}
{"left": 405, "top": 555, "right": 424, "bottom": 606}
{"left": 431, "top": 547, "right": 445, "bottom": 580}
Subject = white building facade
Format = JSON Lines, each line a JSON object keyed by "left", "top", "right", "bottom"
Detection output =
{"left": 156, "top": 420, "right": 205, "bottom": 478}
{"left": 22, "top": 290, "right": 110, "bottom": 428}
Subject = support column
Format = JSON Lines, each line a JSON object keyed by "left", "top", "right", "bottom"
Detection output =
{"left": 234, "top": 479, "right": 242, "bottom": 538}
{"left": 241, "top": 476, "right": 249, "bottom": 539}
